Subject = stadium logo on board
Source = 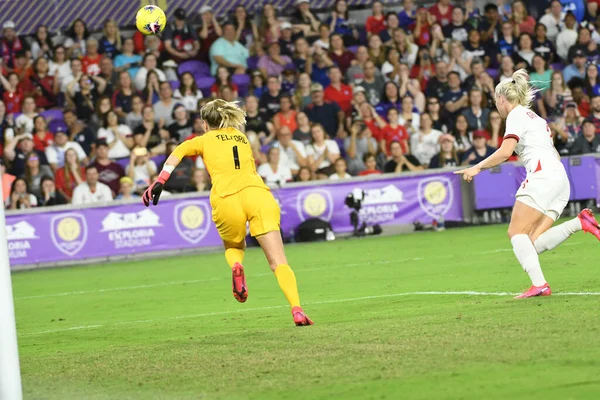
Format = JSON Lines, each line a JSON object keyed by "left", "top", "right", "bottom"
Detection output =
{"left": 417, "top": 177, "right": 453, "bottom": 219}
{"left": 6, "top": 220, "right": 38, "bottom": 260}
{"left": 174, "top": 200, "right": 211, "bottom": 244}
{"left": 50, "top": 213, "right": 87, "bottom": 256}
{"left": 101, "top": 209, "right": 161, "bottom": 249}
{"left": 296, "top": 189, "right": 333, "bottom": 221}
{"left": 358, "top": 184, "right": 405, "bottom": 224}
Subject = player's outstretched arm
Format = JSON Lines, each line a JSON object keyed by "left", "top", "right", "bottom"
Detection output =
{"left": 454, "top": 137, "right": 517, "bottom": 183}
{"left": 142, "top": 139, "right": 202, "bottom": 206}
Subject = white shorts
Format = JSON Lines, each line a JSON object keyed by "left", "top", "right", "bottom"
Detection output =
{"left": 515, "top": 169, "right": 570, "bottom": 221}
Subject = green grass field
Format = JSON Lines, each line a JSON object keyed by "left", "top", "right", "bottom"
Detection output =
{"left": 13, "top": 223, "right": 600, "bottom": 400}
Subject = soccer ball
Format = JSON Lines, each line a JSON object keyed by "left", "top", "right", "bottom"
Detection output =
{"left": 136, "top": 5, "right": 167, "bottom": 35}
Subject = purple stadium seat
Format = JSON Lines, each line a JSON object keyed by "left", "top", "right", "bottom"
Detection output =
{"left": 196, "top": 76, "right": 216, "bottom": 98}
{"left": 232, "top": 74, "right": 251, "bottom": 97}
{"left": 151, "top": 155, "right": 166, "bottom": 167}
{"left": 348, "top": 45, "right": 359, "bottom": 54}
{"left": 41, "top": 108, "right": 64, "bottom": 122}
{"left": 486, "top": 68, "right": 499, "bottom": 79}
{"left": 170, "top": 80, "right": 180, "bottom": 90}
{"left": 48, "top": 120, "right": 67, "bottom": 134}
{"left": 116, "top": 157, "right": 130, "bottom": 169}
{"left": 178, "top": 60, "right": 210, "bottom": 78}
{"left": 247, "top": 56, "right": 259, "bottom": 71}
{"left": 551, "top": 63, "right": 565, "bottom": 71}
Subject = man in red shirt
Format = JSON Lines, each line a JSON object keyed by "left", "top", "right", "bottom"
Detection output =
{"left": 324, "top": 66, "right": 353, "bottom": 116}
{"left": 81, "top": 38, "right": 102, "bottom": 76}
{"left": 429, "top": 0, "right": 453, "bottom": 27}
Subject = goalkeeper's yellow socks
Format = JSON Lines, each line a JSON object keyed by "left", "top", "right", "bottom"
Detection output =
{"left": 274, "top": 264, "right": 301, "bottom": 308}
{"left": 225, "top": 248, "right": 245, "bottom": 268}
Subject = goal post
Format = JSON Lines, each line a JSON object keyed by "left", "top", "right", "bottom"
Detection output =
{"left": 0, "top": 181, "right": 23, "bottom": 400}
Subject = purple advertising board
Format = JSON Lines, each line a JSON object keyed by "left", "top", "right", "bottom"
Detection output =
{"left": 474, "top": 155, "right": 600, "bottom": 210}
{"left": 6, "top": 171, "right": 464, "bottom": 268}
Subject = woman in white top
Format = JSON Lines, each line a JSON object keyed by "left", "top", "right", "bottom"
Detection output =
{"left": 134, "top": 53, "right": 167, "bottom": 91}
{"left": 174, "top": 72, "right": 203, "bottom": 112}
{"left": 410, "top": 112, "right": 442, "bottom": 166}
{"left": 48, "top": 45, "right": 71, "bottom": 89}
{"left": 15, "top": 97, "right": 38, "bottom": 135}
{"left": 97, "top": 110, "right": 133, "bottom": 159}
{"left": 63, "top": 18, "right": 89, "bottom": 58}
{"left": 397, "top": 95, "right": 420, "bottom": 135}
{"left": 257, "top": 147, "right": 292, "bottom": 187}
{"left": 305, "top": 123, "right": 340, "bottom": 176}
{"left": 455, "top": 69, "right": 600, "bottom": 299}
{"left": 6, "top": 178, "right": 38, "bottom": 209}
{"left": 329, "top": 157, "right": 351, "bottom": 180}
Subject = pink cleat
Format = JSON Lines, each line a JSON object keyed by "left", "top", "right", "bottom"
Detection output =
{"left": 231, "top": 263, "right": 248, "bottom": 303}
{"left": 514, "top": 283, "right": 552, "bottom": 299}
{"left": 292, "top": 306, "right": 313, "bottom": 326}
{"left": 578, "top": 209, "right": 600, "bottom": 241}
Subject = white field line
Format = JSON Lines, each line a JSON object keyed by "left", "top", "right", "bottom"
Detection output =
{"left": 16, "top": 242, "right": 583, "bottom": 301}
{"left": 20, "top": 289, "right": 600, "bottom": 337}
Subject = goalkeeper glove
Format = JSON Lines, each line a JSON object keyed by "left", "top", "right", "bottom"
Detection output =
{"left": 142, "top": 170, "right": 171, "bottom": 206}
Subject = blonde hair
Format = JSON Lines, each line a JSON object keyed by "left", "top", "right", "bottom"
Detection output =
{"left": 200, "top": 99, "right": 247, "bottom": 130}
{"left": 494, "top": 68, "right": 539, "bottom": 109}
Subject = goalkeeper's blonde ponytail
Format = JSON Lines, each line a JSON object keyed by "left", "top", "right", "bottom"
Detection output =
{"left": 494, "top": 68, "right": 539, "bottom": 109}
{"left": 200, "top": 99, "right": 247, "bottom": 130}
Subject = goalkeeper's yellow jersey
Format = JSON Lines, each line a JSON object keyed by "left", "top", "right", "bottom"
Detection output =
{"left": 171, "top": 127, "right": 269, "bottom": 198}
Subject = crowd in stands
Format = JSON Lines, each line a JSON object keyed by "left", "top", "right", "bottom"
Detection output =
{"left": 1, "top": 0, "right": 600, "bottom": 210}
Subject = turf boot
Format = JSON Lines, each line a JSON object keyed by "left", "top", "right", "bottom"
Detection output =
{"left": 292, "top": 306, "right": 313, "bottom": 326}
{"left": 578, "top": 209, "right": 600, "bottom": 241}
{"left": 232, "top": 263, "right": 248, "bottom": 303}
{"left": 514, "top": 283, "right": 551, "bottom": 299}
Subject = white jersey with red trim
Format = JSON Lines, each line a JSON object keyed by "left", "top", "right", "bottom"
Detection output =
{"left": 504, "top": 105, "right": 563, "bottom": 174}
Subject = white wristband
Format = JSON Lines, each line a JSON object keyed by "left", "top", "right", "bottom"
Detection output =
{"left": 162, "top": 165, "right": 175, "bottom": 174}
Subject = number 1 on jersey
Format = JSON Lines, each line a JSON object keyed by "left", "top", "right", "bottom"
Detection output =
{"left": 232, "top": 145, "right": 240, "bottom": 169}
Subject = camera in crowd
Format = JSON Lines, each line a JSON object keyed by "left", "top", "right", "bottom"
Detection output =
{"left": 345, "top": 188, "right": 382, "bottom": 238}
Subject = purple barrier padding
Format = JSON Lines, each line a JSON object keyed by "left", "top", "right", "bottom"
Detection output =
{"left": 277, "top": 171, "right": 463, "bottom": 235}
{"left": 596, "top": 158, "right": 600, "bottom": 208}
{"left": 563, "top": 156, "right": 598, "bottom": 200}
{"left": 473, "top": 156, "right": 599, "bottom": 210}
{"left": 6, "top": 171, "right": 463, "bottom": 267}
{"left": 474, "top": 164, "right": 519, "bottom": 210}
{"left": 6, "top": 197, "right": 221, "bottom": 267}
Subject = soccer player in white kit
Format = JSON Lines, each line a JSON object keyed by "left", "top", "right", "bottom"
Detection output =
{"left": 455, "top": 69, "right": 600, "bottom": 298}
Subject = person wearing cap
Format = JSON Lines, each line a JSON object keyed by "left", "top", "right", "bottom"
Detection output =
{"left": 1, "top": 21, "right": 30, "bottom": 70}
{"left": 551, "top": 101, "right": 584, "bottom": 155}
{"left": 92, "top": 140, "right": 125, "bottom": 197}
{"left": 291, "top": 0, "right": 320, "bottom": 39}
{"left": 556, "top": 11, "right": 578, "bottom": 62}
{"left": 72, "top": 164, "right": 113, "bottom": 205}
{"left": 126, "top": 147, "right": 156, "bottom": 193}
{"left": 305, "top": 82, "right": 345, "bottom": 138}
{"left": 278, "top": 21, "right": 295, "bottom": 57}
{"left": 198, "top": 6, "right": 223, "bottom": 63}
{"left": 209, "top": 21, "right": 249, "bottom": 75}
{"left": 563, "top": 48, "right": 588, "bottom": 83}
{"left": 162, "top": 8, "right": 200, "bottom": 64}
{"left": 115, "top": 176, "right": 139, "bottom": 200}
{"left": 428, "top": 133, "right": 460, "bottom": 168}
{"left": 45, "top": 128, "right": 88, "bottom": 172}
{"left": 571, "top": 118, "right": 600, "bottom": 155}
{"left": 459, "top": 130, "right": 495, "bottom": 166}
{"left": 258, "top": 41, "right": 292, "bottom": 78}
